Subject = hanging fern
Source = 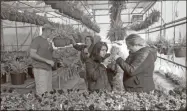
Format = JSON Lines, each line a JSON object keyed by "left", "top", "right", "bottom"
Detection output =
{"left": 107, "top": 21, "right": 127, "bottom": 41}
{"left": 128, "top": 9, "right": 161, "bottom": 31}
{"left": 107, "top": 0, "right": 127, "bottom": 41}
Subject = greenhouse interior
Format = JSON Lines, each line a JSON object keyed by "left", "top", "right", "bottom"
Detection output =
{"left": 0, "top": 0, "right": 186, "bottom": 111}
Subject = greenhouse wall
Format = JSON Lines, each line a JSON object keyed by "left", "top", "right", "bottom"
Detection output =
{"left": 142, "top": 1, "right": 186, "bottom": 78}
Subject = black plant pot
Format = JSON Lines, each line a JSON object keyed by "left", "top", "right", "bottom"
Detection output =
{"left": 10, "top": 73, "right": 25, "bottom": 85}
{"left": 174, "top": 47, "right": 186, "bottom": 57}
{"left": 163, "top": 47, "right": 173, "bottom": 55}
{"left": 1, "top": 74, "right": 6, "bottom": 84}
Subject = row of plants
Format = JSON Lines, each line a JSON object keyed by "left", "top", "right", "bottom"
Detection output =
{"left": 1, "top": 3, "right": 52, "bottom": 26}
{"left": 129, "top": 9, "right": 161, "bottom": 31}
{"left": 146, "top": 34, "right": 186, "bottom": 57}
{"left": 0, "top": 87, "right": 186, "bottom": 110}
{"left": 44, "top": 1, "right": 100, "bottom": 33}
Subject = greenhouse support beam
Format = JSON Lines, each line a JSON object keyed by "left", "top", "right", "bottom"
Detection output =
{"left": 94, "top": 13, "right": 143, "bottom": 16}
{"left": 71, "top": 22, "right": 132, "bottom": 25}
{"left": 142, "top": 1, "right": 156, "bottom": 15}
{"left": 87, "top": 1, "right": 138, "bottom": 5}
{"left": 157, "top": 56, "right": 187, "bottom": 69}
{"left": 138, "top": 20, "right": 186, "bottom": 34}
{"left": 147, "top": 17, "right": 187, "bottom": 31}
{"left": 81, "top": 1, "right": 93, "bottom": 18}
{"left": 2, "top": 25, "right": 39, "bottom": 28}
{"left": 93, "top": 7, "right": 127, "bottom": 11}
{"left": 131, "top": 1, "right": 141, "bottom": 14}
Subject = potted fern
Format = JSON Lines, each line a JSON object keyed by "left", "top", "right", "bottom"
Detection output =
{"left": 174, "top": 33, "right": 186, "bottom": 57}
{"left": 9, "top": 60, "right": 28, "bottom": 85}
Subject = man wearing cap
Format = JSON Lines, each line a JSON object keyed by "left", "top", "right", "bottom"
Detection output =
{"left": 30, "top": 24, "right": 56, "bottom": 95}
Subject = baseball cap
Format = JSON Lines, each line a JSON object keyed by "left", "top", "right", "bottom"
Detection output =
{"left": 43, "top": 24, "right": 55, "bottom": 30}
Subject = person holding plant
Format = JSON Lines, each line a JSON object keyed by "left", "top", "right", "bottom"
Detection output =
{"left": 107, "top": 45, "right": 124, "bottom": 91}
{"left": 85, "top": 41, "right": 112, "bottom": 91}
{"left": 30, "top": 24, "right": 56, "bottom": 95}
{"left": 113, "top": 34, "right": 157, "bottom": 92}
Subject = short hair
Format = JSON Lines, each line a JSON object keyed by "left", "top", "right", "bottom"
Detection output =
{"left": 126, "top": 34, "right": 146, "bottom": 46}
{"left": 90, "top": 41, "right": 108, "bottom": 62}
{"left": 85, "top": 36, "right": 94, "bottom": 44}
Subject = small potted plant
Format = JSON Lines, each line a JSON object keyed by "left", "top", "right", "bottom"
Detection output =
{"left": 174, "top": 34, "right": 186, "bottom": 57}
{"left": 9, "top": 60, "right": 28, "bottom": 85}
{"left": 1, "top": 63, "right": 8, "bottom": 84}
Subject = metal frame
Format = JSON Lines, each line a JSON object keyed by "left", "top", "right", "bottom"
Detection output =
{"left": 142, "top": 1, "right": 157, "bottom": 15}
{"left": 81, "top": 1, "right": 94, "bottom": 18}
{"left": 71, "top": 21, "right": 132, "bottom": 25}
{"left": 87, "top": 1, "right": 138, "bottom": 6}
{"left": 130, "top": 1, "right": 141, "bottom": 14}
{"left": 93, "top": 13, "right": 143, "bottom": 16}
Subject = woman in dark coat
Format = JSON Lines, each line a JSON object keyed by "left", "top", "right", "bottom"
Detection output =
{"left": 85, "top": 42, "right": 112, "bottom": 91}
{"left": 70, "top": 35, "right": 94, "bottom": 63}
{"left": 114, "top": 34, "right": 157, "bottom": 92}
{"left": 69, "top": 35, "right": 95, "bottom": 88}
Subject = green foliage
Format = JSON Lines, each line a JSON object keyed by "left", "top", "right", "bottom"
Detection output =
{"left": 1, "top": 89, "right": 186, "bottom": 110}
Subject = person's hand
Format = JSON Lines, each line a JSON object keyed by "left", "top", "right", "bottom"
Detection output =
{"left": 102, "top": 57, "right": 112, "bottom": 67}
{"left": 83, "top": 48, "right": 89, "bottom": 53}
{"left": 46, "top": 60, "right": 55, "bottom": 67}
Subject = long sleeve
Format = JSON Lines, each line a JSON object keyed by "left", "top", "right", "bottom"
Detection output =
{"left": 73, "top": 44, "right": 87, "bottom": 51}
{"left": 85, "top": 59, "right": 102, "bottom": 81}
{"left": 116, "top": 49, "right": 150, "bottom": 76}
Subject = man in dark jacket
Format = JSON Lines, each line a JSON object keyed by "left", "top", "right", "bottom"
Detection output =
{"left": 114, "top": 34, "right": 157, "bottom": 92}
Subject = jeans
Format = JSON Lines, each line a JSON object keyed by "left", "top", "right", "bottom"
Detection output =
{"left": 33, "top": 68, "right": 52, "bottom": 95}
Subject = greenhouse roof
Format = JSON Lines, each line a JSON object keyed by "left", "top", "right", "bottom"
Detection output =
{"left": 2, "top": 1, "right": 156, "bottom": 25}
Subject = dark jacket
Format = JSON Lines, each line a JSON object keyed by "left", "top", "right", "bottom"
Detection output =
{"left": 85, "top": 58, "right": 112, "bottom": 91}
{"left": 116, "top": 46, "right": 157, "bottom": 92}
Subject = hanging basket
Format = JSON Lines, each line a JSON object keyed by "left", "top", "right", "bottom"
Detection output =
{"left": 53, "top": 37, "right": 71, "bottom": 47}
{"left": 174, "top": 47, "right": 186, "bottom": 57}
{"left": 163, "top": 47, "right": 174, "bottom": 55}
{"left": 10, "top": 73, "right": 25, "bottom": 85}
{"left": 9, "top": 13, "right": 17, "bottom": 21}
{"left": 153, "top": 16, "right": 160, "bottom": 22}
{"left": 158, "top": 47, "right": 165, "bottom": 54}
{"left": 1, "top": 74, "right": 7, "bottom": 84}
